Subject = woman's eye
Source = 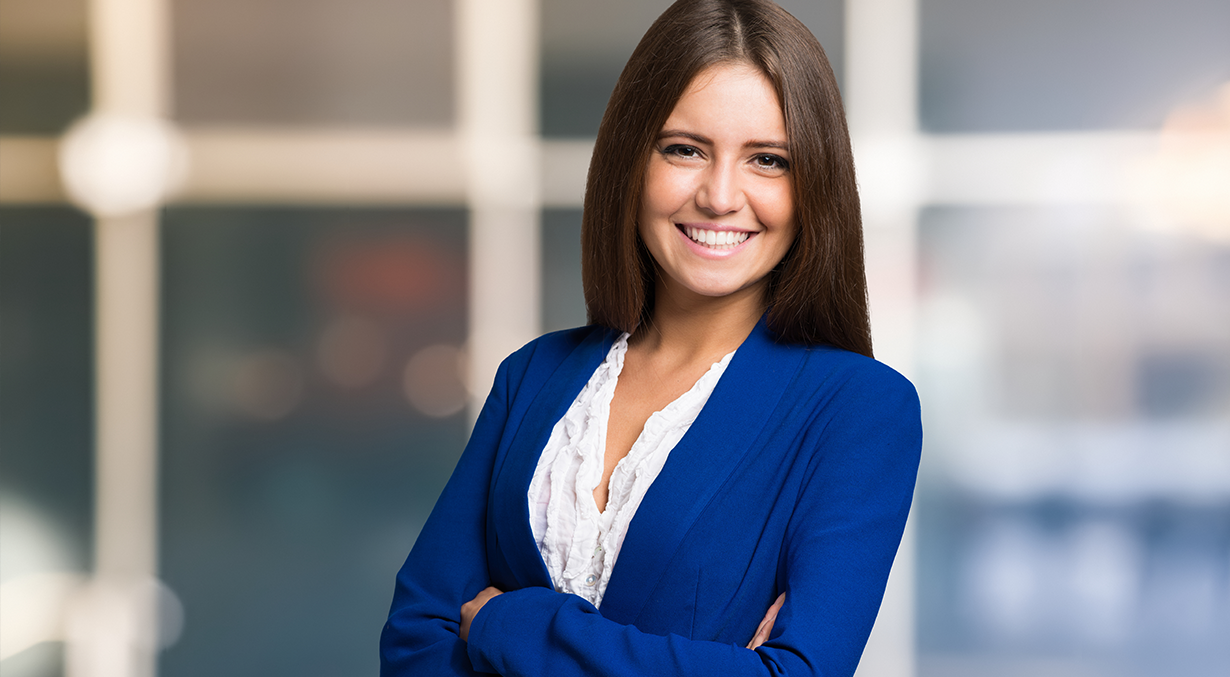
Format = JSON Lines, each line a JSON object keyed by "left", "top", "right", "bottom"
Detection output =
{"left": 754, "top": 154, "right": 790, "bottom": 171}
{"left": 662, "top": 144, "right": 701, "bottom": 159}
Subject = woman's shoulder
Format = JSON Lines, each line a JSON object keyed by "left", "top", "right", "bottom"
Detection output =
{"left": 742, "top": 320, "right": 916, "bottom": 402}
{"left": 769, "top": 344, "right": 922, "bottom": 464}
{"left": 500, "top": 324, "right": 622, "bottom": 380}
{"left": 785, "top": 342, "right": 919, "bottom": 409}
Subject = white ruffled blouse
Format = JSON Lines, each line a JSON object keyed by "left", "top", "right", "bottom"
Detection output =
{"left": 527, "top": 333, "right": 735, "bottom": 608}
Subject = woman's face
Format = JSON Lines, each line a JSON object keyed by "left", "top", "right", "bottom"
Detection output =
{"left": 638, "top": 61, "right": 796, "bottom": 306}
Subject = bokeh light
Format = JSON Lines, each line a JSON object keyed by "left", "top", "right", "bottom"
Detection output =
{"left": 403, "top": 344, "right": 468, "bottom": 418}
{"left": 1137, "top": 82, "right": 1230, "bottom": 240}
{"left": 57, "top": 114, "right": 188, "bottom": 218}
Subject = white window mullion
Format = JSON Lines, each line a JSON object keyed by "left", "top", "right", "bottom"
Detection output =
{"left": 846, "top": 1, "right": 921, "bottom": 676}
{"left": 72, "top": 1, "right": 171, "bottom": 676}
{"left": 457, "top": 0, "right": 542, "bottom": 415}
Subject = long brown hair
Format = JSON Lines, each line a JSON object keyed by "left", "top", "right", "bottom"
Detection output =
{"left": 581, "top": 0, "right": 872, "bottom": 357}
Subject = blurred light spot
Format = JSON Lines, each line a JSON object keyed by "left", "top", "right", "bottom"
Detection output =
{"left": 316, "top": 315, "right": 388, "bottom": 389}
{"left": 58, "top": 114, "right": 189, "bottom": 218}
{"left": 0, "top": 493, "right": 76, "bottom": 582}
{"left": 152, "top": 579, "right": 185, "bottom": 650}
{"left": 0, "top": 494, "right": 85, "bottom": 660}
{"left": 1133, "top": 82, "right": 1230, "bottom": 240}
{"left": 231, "top": 350, "right": 303, "bottom": 420}
{"left": 315, "top": 237, "right": 463, "bottom": 313}
{"left": 64, "top": 577, "right": 184, "bottom": 676}
{"left": 0, "top": 573, "right": 85, "bottom": 660}
{"left": 403, "top": 344, "right": 468, "bottom": 418}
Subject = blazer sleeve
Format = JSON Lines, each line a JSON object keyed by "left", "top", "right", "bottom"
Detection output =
{"left": 463, "top": 364, "right": 922, "bottom": 677}
{"left": 379, "top": 357, "right": 514, "bottom": 676}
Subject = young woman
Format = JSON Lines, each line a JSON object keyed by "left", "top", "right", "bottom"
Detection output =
{"left": 380, "top": 1, "right": 922, "bottom": 675}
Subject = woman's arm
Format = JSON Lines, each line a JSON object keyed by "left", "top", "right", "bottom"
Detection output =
{"left": 465, "top": 590, "right": 778, "bottom": 649}
{"left": 379, "top": 358, "right": 513, "bottom": 676}
{"left": 463, "top": 367, "right": 922, "bottom": 677}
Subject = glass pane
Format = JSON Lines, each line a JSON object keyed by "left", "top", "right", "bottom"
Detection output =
{"left": 0, "top": 206, "right": 95, "bottom": 677}
{"left": 0, "top": 0, "right": 89, "bottom": 133}
{"left": 915, "top": 205, "right": 1230, "bottom": 677}
{"left": 172, "top": 0, "right": 454, "bottom": 126}
{"left": 541, "top": 208, "right": 585, "bottom": 333}
{"left": 159, "top": 206, "right": 468, "bottom": 676}
{"left": 920, "top": 0, "right": 1230, "bottom": 132}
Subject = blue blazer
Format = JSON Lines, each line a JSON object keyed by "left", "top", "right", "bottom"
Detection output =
{"left": 381, "top": 319, "right": 922, "bottom": 677}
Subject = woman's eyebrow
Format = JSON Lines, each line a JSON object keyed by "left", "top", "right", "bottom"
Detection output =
{"left": 746, "top": 140, "right": 789, "bottom": 151}
{"left": 658, "top": 130, "right": 789, "bottom": 152}
{"left": 658, "top": 130, "right": 710, "bottom": 144}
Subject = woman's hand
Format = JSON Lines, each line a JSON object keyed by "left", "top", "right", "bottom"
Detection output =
{"left": 460, "top": 586, "right": 504, "bottom": 641}
{"left": 746, "top": 593, "right": 786, "bottom": 650}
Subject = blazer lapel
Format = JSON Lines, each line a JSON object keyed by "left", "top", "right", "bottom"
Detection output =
{"left": 598, "top": 319, "right": 805, "bottom": 625}
{"left": 487, "top": 326, "right": 621, "bottom": 590}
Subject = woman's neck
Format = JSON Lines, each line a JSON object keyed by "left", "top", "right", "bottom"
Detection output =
{"left": 631, "top": 278, "right": 766, "bottom": 362}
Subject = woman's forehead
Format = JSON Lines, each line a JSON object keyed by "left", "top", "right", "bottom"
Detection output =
{"left": 662, "top": 62, "right": 786, "bottom": 143}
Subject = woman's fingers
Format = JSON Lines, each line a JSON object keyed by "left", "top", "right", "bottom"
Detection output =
{"left": 747, "top": 592, "right": 786, "bottom": 649}
{"left": 768, "top": 592, "right": 786, "bottom": 614}
{"left": 459, "top": 586, "right": 503, "bottom": 642}
{"left": 747, "top": 619, "right": 771, "bottom": 649}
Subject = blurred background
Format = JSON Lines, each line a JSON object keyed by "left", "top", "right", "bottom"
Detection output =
{"left": 1, "top": 1, "right": 1227, "bottom": 676}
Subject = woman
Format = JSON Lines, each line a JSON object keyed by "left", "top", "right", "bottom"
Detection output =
{"left": 380, "top": 1, "right": 921, "bottom": 675}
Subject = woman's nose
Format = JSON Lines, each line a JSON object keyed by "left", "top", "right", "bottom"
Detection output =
{"left": 695, "top": 162, "right": 745, "bottom": 215}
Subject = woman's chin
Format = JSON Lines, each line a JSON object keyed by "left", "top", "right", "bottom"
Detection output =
{"left": 659, "top": 275, "right": 769, "bottom": 306}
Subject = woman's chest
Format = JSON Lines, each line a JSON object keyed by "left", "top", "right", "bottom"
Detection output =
{"left": 601, "top": 454, "right": 810, "bottom": 642}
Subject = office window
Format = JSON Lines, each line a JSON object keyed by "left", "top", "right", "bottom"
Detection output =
{"left": 159, "top": 206, "right": 468, "bottom": 676}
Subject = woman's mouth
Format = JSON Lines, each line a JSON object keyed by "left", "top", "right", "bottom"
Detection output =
{"left": 681, "top": 226, "right": 750, "bottom": 250}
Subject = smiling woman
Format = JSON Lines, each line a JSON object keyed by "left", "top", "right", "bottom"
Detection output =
{"left": 581, "top": 6, "right": 868, "bottom": 352}
{"left": 380, "top": 2, "right": 921, "bottom": 676}
{"left": 638, "top": 62, "right": 797, "bottom": 304}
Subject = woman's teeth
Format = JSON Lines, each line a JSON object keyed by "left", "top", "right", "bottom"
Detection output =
{"left": 684, "top": 227, "right": 750, "bottom": 249}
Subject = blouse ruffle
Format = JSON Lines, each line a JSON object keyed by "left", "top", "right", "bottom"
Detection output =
{"left": 527, "top": 333, "right": 735, "bottom": 607}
